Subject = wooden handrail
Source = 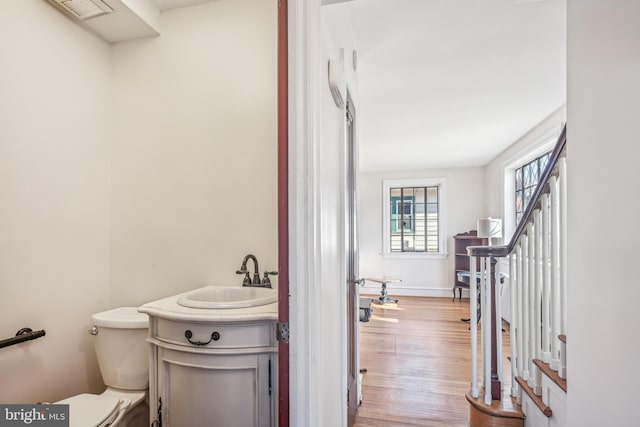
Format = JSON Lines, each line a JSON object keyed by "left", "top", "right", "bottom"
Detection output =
{"left": 468, "top": 124, "right": 566, "bottom": 258}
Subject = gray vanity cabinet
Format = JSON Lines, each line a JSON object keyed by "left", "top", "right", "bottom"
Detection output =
{"left": 146, "top": 317, "right": 278, "bottom": 427}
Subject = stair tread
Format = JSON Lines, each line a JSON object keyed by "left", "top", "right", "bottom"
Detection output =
{"left": 515, "top": 376, "right": 553, "bottom": 417}
{"left": 558, "top": 334, "right": 566, "bottom": 343}
{"left": 533, "top": 359, "right": 567, "bottom": 392}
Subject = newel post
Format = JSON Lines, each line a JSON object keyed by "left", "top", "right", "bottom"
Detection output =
{"left": 490, "top": 256, "right": 502, "bottom": 401}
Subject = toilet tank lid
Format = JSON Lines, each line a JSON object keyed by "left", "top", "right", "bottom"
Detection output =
{"left": 92, "top": 307, "right": 148, "bottom": 329}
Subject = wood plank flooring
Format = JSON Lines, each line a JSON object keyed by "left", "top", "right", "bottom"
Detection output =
{"left": 354, "top": 296, "right": 511, "bottom": 427}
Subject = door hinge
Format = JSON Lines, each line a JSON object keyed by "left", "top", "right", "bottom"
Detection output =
{"left": 276, "top": 322, "right": 289, "bottom": 343}
{"left": 151, "top": 397, "right": 162, "bottom": 427}
{"left": 346, "top": 107, "right": 354, "bottom": 125}
{"left": 268, "top": 358, "right": 272, "bottom": 396}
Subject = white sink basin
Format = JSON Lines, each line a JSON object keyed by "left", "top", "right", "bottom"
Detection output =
{"left": 177, "top": 286, "right": 277, "bottom": 309}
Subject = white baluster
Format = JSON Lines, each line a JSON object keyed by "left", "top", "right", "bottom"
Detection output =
{"left": 480, "top": 256, "right": 486, "bottom": 390}
{"left": 470, "top": 255, "right": 479, "bottom": 398}
{"left": 516, "top": 242, "right": 524, "bottom": 381}
{"left": 560, "top": 337, "right": 567, "bottom": 382}
{"left": 495, "top": 258, "right": 503, "bottom": 384}
{"left": 521, "top": 234, "right": 530, "bottom": 382}
{"left": 559, "top": 158, "right": 568, "bottom": 379}
{"left": 527, "top": 221, "right": 537, "bottom": 390}
{"left": 534, "top": 209, "right": 542, "bottom": 395}
{"left": 509, "top": 253, "right": 518, "bottom": 397}
{"left": 550, "top": 175, "right": 561, "bottom": 371}
{"left": 542, "top": 193, "right": 552, "bottom": 363}
{"left": 551, "top": 176, "right": 561, "bottom": 366}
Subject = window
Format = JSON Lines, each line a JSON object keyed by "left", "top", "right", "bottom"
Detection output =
{"left": 502, "top": 123, "right": 562, "bottom": 243}
{"left": 383, "top": 178, "right": 447, "bottom": 258}
{"left": 514, "top": 152, "right": 551, "bottom": 224}
{"left": 391, "top": 196, "right": 415, "bottom": 233}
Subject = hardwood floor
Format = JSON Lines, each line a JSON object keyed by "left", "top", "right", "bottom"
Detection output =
{"left": 354, "top": 296, "right": 511, "bottom": 427}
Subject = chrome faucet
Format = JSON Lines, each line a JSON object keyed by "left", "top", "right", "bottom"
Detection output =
{"left": 236, "top": 254, "right": 277, "bottom": 288}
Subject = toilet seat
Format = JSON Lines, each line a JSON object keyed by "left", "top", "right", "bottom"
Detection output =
{"left": 56, "top": 393, "right": 121, "bottom": 427}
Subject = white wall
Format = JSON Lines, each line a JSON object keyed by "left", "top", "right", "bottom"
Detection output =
{"left": 567, "top": 1, "right": 640, "bottom": 425}
{"left": 0, "top": 0, "right": 277, "bottom": 405}
{"left": 0, "top": 1, "right": 111, "bottom": 402}
{"left": 359, "top": 167, "right": 484, "bottom": 297}
{"left": 110, "top": 0, "right": 278, "bottom": 306}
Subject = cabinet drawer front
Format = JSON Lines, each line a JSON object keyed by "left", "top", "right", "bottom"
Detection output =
{"left": 154, "top": 319, "right": 274, "bottom": 349}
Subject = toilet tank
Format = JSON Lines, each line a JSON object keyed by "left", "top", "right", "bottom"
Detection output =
{"left": 91, "top": 307, "right": 149, "bottom": 390}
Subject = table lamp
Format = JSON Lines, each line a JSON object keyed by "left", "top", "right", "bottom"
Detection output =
{"left": 477, "top": 217, "right": 502, "bottom": 246}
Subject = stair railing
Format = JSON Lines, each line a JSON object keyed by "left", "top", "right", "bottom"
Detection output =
{"left": 467, "top": 125, "right": 567, "bottom": 404}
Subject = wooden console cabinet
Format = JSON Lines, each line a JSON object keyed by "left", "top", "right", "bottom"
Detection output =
{"left": 453, "top": 230, "right": 486, "bottom": 300}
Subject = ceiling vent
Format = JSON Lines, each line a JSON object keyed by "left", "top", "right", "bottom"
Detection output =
{"left": 46, "top": 0, "right": 161, "bottom": 43}
{"left": 51, "top": 0, "right": 114, "bottom": 20}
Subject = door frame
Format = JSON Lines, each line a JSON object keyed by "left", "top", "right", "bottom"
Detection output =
{"left": 283, "top": 0, "right": 321, "bottom": 425}
{"left": 284, "top": 0, "right": 352, "bottom": 425}
{"left": 345, "top": 91, "right": 360, "bottom": 426}
{"left": 277, "top": 0, "right": 290, "bottom": 426}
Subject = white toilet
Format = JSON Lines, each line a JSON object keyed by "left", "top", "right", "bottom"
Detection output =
{"left": 56, "top": 307, "right": 150, "bottom": 427}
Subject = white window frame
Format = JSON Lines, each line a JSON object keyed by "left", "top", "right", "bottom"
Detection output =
{"left": 382, "top": 177, "right": 447, "bottom": 259}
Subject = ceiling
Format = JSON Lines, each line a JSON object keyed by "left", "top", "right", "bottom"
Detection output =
{"left": 149, "top": 0, "right": 217, "bottom": 11}
{"left": 323, "top": 0, "right": 566, "bottom": 171}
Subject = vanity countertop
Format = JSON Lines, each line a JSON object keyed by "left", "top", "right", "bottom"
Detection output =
{"left": 138, "top": 286, "right": 278, "bottom": 323}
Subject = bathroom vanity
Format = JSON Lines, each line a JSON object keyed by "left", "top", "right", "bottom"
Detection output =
{"left": 139, "top": 286, "right": 278, "bottom": 427}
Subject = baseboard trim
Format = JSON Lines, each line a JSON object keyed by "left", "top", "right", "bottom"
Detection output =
{"left": 360, "top": 285, "right": 465, "bottom": 299}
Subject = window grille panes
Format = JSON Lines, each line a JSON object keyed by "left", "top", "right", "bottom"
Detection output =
{"left": 389, "top": 186, "right": 439, "bottom": 252}
{"left": 515, "top": 152, "right": 551, "bottom": 224}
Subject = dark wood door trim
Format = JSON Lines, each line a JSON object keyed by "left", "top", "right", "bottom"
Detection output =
{"left": 277, "top": 0, "right": 290, "bottom": 426}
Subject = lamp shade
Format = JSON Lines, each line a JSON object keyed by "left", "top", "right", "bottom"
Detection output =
{"left": 477, "top": 218, "right": 502, "bottom": 239}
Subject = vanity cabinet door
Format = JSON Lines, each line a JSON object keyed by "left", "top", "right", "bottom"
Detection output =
{"left": 158, "top": 348, "right": 274, "bottom": 427}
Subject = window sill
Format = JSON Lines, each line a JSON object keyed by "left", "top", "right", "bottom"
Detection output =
{"left": 382, "top": 252, "right": 448, "bottom": 260}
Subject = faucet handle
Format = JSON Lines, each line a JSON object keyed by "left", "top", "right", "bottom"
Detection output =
{"left": 236, "top": 269, "right": 251, "bottom": 286}
{"left": 261, "top": 271, "right": 278, "bottom": 287}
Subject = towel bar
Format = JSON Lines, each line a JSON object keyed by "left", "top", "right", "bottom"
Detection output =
{"left": 0, "top": 328, "right": 46, "bottom": 349}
